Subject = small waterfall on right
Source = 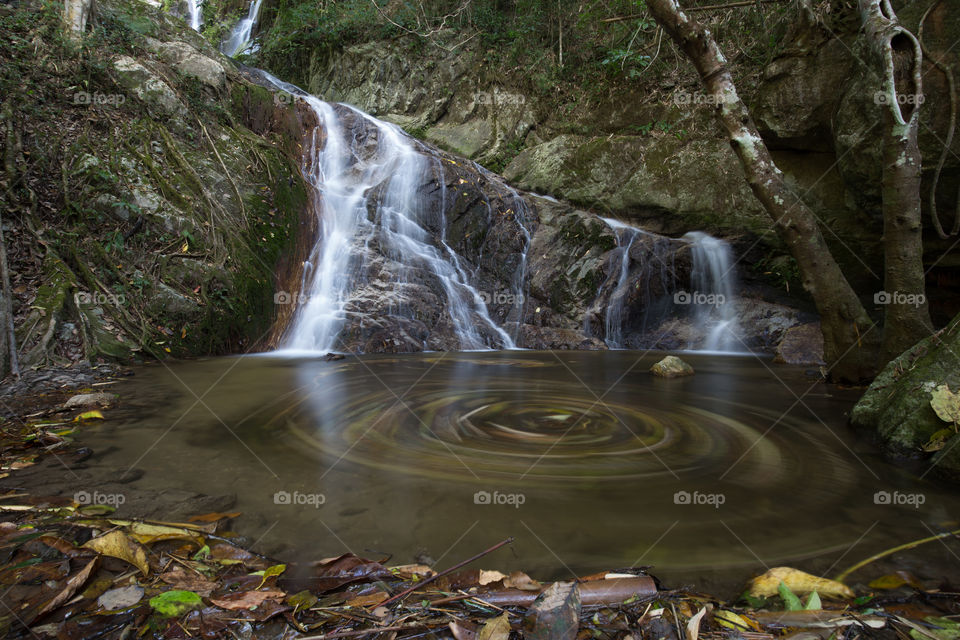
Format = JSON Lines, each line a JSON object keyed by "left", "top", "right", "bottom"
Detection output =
{"left": 220, "top": 0, "right": 263, "bottom": 57}
{"left": 682, "top": 231, "right": 740, "bottom": 352}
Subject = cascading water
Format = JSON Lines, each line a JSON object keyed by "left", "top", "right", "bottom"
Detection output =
{"left": 183, "top": 0, "right": 201, "bottom": 31}
{"left": 595, "top": 219, "right": 742, "bottom": 352}
{"left": 220, "top": 0, "right": 263, "bottom": 57}
{"left": 258, "top": 73, "right": 514, "bottom": 352}
{"left": 600, "top": 218, "right": 645, "bottom": 348}
{"left": 682, "top": 231, "right": 740, "bottom": 352}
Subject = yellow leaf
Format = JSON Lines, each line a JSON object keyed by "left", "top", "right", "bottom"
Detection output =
{"left": 74, "top": 410, "right": 104, "bottom": 421}
{"left": 180, "top": 242, "right": 189, "bottom": 253}
{"left": 477, "top": 612, "right": 510, "bottom": 640}
{"left": 83, "top": 530, "right": 150, "bottom": 575}
{"left": 715, "top": 610, "right": 759, "bottom": 631}
{"left": 748, "top": 567, "right": 854, "bottom": 599}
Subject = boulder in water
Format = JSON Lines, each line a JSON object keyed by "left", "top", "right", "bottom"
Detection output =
{"left": 650, "top": 356, "right": 694, "bottom": 378}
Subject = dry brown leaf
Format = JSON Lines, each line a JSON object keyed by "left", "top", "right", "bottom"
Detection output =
{"left": 479, "top": 570, "right": 508, "bottom": 585}
{"left": 38, "top": 557, "right": 98, "bottom": 616}
{"left": 209, "top": 589, "right": 285, "bottom": 610}
{"left": 478, "top": 612, "right": 511, "bottom": 640}
{"left": 158, "top": 566, "right": 218, "bottom": 596}
{"left": 82, "top": 530, "right": 150, "bottom": 575}
{"left": 187, "top": 511, "right": 242, "bottom": 523}
{"left": 748, "top": 567, "right": 854, "bottom": 599}
{"left": 504, "top": 571, "right": 541, "bottom": 591}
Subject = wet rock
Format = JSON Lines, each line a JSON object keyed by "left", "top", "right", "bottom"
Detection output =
{"left": 851, "top": 313, "right": 960, "bottom": 481}
{"left": 774, "top": 322, "right": 825, "bottom": 366}
{"left": 64, "top": 392, "right": 117, "bottom": 408}
{"left": 650, "top": 356, "right": 694, "bottom": 378}
{"left": 147, "top": 39, "right": 227, "bottom": 90}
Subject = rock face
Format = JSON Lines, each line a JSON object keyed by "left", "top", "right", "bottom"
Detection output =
{"left": 774, "top": 323, "right": 826, "bottom": 366}
{"left": 850, "top": 313, "right": 960, "bottom": 481}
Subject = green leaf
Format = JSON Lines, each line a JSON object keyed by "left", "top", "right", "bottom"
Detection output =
{"left": 910, "top": 617, "right": 960, "bottom": 640}
{"left": 191, "top": 545, "right": 210, "bottom": 561}
{"left": 778, "top": 581, "right": 803, "bottom": 611}
{"left": 930, "top": 385, "right": 960, "bottom": 424}
{"left": 149, "top": 590, "right": 203, "bottom": 618}
{"left": 804, "top": 591, "right": 821, "bottom": 610}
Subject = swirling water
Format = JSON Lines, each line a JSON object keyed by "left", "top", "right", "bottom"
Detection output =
{"left": 81, "top": 351, "right": 960, "bottom": 592}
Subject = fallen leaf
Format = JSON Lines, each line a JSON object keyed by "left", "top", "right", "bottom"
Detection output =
{"left": 82, "top": 530, "right": 150, "bottom": 575}
{"left": 158, "top": 566, "right": 218, "bottom": 596}
{"left": 97, "top": 585, "right": 144, "bottom": 610}
{"left": 37, "top": 557, "right": 98, "bottom": 616}
{"left": 525, "top": 581, "right": 580, "bottom": 640}
{"left": 504, "top": 570, "right": 541, "bottom": 591}
{"left": 150, "top": 590, "right": 204, "bottom": 618}
{"left": 280, "top": 553, "right": 391, "bottom": 593}
{"left": 73, "top": 410, "right": 104, "bottom": 421}
{"left": 449, "top": 620, "right": 478, "bottom": 640}
{"left": 253, "top": 563, "right": 286, "bottom": 588}
{"left": 187, "top": 511, "right": 241, "bottom": 523}
{"left": 478, "top": 612, "right": 511, "bottom": 640}
{"left": 715, "top": 609, "right": 759, "bottom": 631}
{"left": 209, "top": 589, "right": 285, "bottom": 611}
{"left": 479, "top": 569, "right": 508, "bottom": 585}
{"left": 345, "top": 590, "right": 389, "bottom": 608}
{"left": 748, "top": 567, "right": 854, "bottom": 599}
{"left": 908, "top": 617, "right": 960, "bottom": 640}
{"left": 287, "top": 590, "right": 317, "bottom": 611}
{"left": 931, "top": 385, "right": 960, "bottom": 424}
{"left": 868, "top": 571, "right": 924, "bottom": 590}
{"left": 686, "top": 605, "right": 711, "bottom": 640}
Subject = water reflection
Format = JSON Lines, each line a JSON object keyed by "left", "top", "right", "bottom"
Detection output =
{"left": 85, "top": 351, "right": 960, "bottom": 593}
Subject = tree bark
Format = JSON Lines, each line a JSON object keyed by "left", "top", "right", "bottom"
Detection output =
{"left": 646, "top": 0, "right": 880, "bottom": 382}
{"left": 859, "top": 0, "right": 933, "bottom": 362}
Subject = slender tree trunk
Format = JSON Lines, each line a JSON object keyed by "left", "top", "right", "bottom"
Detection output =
{"left": 646, "top": 0, "right": 880, "bottom": 382}
{"left": 859, "top": 0, "right": 933, "bottom": 362}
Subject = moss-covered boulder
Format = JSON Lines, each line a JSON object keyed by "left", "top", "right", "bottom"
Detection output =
{"left": 850, "top": 313, "right": 960, "bottom": 481}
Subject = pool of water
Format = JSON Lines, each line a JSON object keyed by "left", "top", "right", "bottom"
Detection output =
{"left": 82, "top": 350, "right": 960, "bottom": 595}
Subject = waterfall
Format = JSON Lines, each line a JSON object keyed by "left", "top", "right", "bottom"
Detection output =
{"left": 184, "top": 0, "right": 201, "bottom": 31}
{"left": 258, "top": 73, "right": 515, "bottom": 353}
{"left": 595, "top": 220, "right": 741, "bottom": 352}
{"left": 682, "top": 231, "right": 740, "bottom": 352}
{"left": 600, "top": 218, "right": 645, "bottom": 348}
{"left": 220, "top": 0, "right": 263, "bottom": 57}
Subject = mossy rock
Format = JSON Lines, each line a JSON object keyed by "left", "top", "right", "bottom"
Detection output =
{"left": 850, "top": 313, "right": 960, "bottom": 480}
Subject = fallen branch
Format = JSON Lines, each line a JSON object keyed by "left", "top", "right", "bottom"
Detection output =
{"left": 298, "top": 623, "right": 440, "bottom": 640}
{"left": 378, "top": 537, "right": 514, "bottom": 608}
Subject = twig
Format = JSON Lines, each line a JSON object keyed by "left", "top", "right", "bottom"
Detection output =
{"left": 378, "top": 537, "right": 514, "bottom": 608}
{"left": 834, "top": 527, "right": 960, "bottom": 582}
{"left": 297, "top": 623, "right": 441, "bottom": 640}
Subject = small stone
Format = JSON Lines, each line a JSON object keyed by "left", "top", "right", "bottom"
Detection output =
{"left": 64, "top": 392, "right": 116, "bottom": 408}
{"left": 650, "top": 356, "right": 694, "bottom": 378}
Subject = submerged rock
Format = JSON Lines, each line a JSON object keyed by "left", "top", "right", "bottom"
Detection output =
{"left": 851, "top": 313, "right": 960, "bottom": 480}
{"left": 649, "top": 356, "right": 694, "bottom": 378}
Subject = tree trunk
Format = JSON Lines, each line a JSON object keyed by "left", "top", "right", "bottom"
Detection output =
{"left": 859, "top": 0, "right": 933, "bottom": 362}
{"left": 646, "top": 0, "right": 880, "bottom": 382}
